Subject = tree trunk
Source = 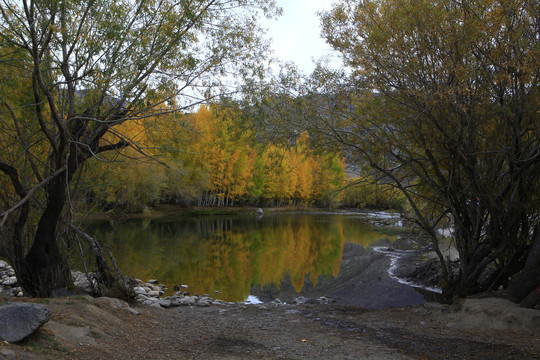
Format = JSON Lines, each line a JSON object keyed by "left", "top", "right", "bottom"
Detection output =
{"left": 519, "top": 287, "right": 540, "bottom": 309}
{"left": 13, "top": 177, "right": 72, "bottom": 297}
{"left": 506, "top": 224, "right": 540, "bottom": 304}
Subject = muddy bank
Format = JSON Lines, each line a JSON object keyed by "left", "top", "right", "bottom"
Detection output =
{"left": 0, "top": 295, "right": 539, "bottom": 360}
{"left": 251, "top": 237, "right": 438, "bottom": 309}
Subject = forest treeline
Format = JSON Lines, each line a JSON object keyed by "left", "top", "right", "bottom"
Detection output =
{"left": 80, "top": 104, "right": 400, "bottom": 211}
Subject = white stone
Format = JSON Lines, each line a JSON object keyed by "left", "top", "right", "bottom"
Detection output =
{"left": 179, "top": 296, "right": 197, "bottom": 305}
{"left": 157, "top": 299, "right": 172, "bottom": 308}
{"left": 142, "top": 299, "right": 158, "bottom": 306}
{"left": 133, "top": 286, "right": 147, "bottom": 294}
{"left": 196, "top": 300, "right": 211, "bottom": 307}
{"left": 136, "top": 293, "right": 149, "bottom": 301}
{"left": 147, "top": 290, "right": 160, "bottom": 297}
{"left": 3, "top": 277, "right": 18, "bottom": 287}
{"left": 126, "top": 308, "right": 140, "bottom": 315}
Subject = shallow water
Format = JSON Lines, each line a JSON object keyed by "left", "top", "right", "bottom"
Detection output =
{"left": 82, "top": 211, "right": 432, "bottom": 307}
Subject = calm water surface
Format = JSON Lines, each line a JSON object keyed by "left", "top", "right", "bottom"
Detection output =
{"left": 84, "top": 212, "right": 429, "bottom": 307}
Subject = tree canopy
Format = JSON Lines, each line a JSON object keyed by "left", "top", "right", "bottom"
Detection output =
{"left": 318, "top": 0, "right": 540, "bottom": 301}
{"left": 0, "top": 0, "right": 279, "bottom": 297}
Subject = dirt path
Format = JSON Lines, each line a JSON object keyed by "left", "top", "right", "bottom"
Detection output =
{"left": 1, "top": 296, "right": 539, "bottom": 360}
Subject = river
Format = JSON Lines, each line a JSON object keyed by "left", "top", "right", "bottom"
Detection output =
{"left": 83, "top": 211, "right": 435, "bottom": 308}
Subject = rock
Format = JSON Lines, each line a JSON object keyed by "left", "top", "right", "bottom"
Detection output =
{"left": 142, "top": 299, "right": 159, "bottom": 306}
{"left": 133, "top": 286, "right": 148, "bottom": 295}
{"left": 178, "top": 296, "right": 197, "bottom": 306}
{"left": 148, "top": 302, "right": 162, "bottom": 309}
{"left": 2, "top": 277, "right": 17, "bottom": 287}
{"left": 317, "top": 296, "right": 335, "bottom": 304}
{"left": 293, "top": 297, "right": 316, "bottom": 305}
{"left": 136, "top": 294, "right": 149, "bottom": 303}
{"left": 44, "top": 321, "right": 97, "bottom": 346}
{"left": 170, "top": 298, "right": 183, "bottom": 307}
{"left": 51, "top": 288, "right": 76, "bottom": 297}
{"left": 94, "top": 297, "right": 130, "bottom": 310}
{"left": 0, "top": 349, "right": 16, "bottom": 357}
{"left": 196, "top": 299, "right": 212, "bottom": 307}
{"left": 126, "top": 307, "right": 140, "bottom": 315}
{"left": 450, "top": 298, "right": 540, "bottom": 333}
{"left": 0, "top": 302, "right": 51, "bottom": 342}
{"left": 157, "top": 299, "right": 172, "bottom": 308}
{"left": 147, "top": 290, "right": 160, "bottom": 297}
{"left": 72, "top": 272, "right": 97, "bottom": 293}
{"left": 148, "top": 279, "right": 159, "bottom": 285}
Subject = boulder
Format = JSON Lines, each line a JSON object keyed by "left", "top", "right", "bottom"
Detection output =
{"left": 0, "top": 302, "right": 51, "bottom": 342}
{"left": 450, "top": 298, "right": 540, "bottom": 333}
{"left": 94, "top": 297, "right": 130, "bottom": 310}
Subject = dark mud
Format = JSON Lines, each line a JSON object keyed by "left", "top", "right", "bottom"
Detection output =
{"left": 251, "top": 239, "right": 437, "bottom": 309}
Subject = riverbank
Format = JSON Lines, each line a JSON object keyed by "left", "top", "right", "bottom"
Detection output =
{"left": 1, "top": 294, "right": 539, "bottom": 359}
{"left": 75, "top": 205, "right": 331, "bottom": 221}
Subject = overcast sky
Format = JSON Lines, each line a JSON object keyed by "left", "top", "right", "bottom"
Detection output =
{"left": 261, "top": 0, "right": 341, "bottom": 74}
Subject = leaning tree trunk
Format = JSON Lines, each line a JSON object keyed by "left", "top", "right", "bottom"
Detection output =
{"left": 69, "top": 223, "right": 131, "bottom": 299}
{"left": 12, "top": 176, "right": 72, "bottom": 297}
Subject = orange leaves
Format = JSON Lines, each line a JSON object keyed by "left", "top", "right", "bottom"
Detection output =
{"left": 84, "top": 102, "right": 346, "bottom": 208}
{"left": 186, "top": 107, "right": 346, "bottom": 206}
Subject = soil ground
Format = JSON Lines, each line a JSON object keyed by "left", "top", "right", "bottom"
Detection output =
{"left": 1, "top": 295, "right": 539, "bottom": 360}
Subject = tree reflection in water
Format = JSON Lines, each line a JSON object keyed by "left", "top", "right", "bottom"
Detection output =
{"left": 84, "top": 214, "right": 397, "bottom": 302}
